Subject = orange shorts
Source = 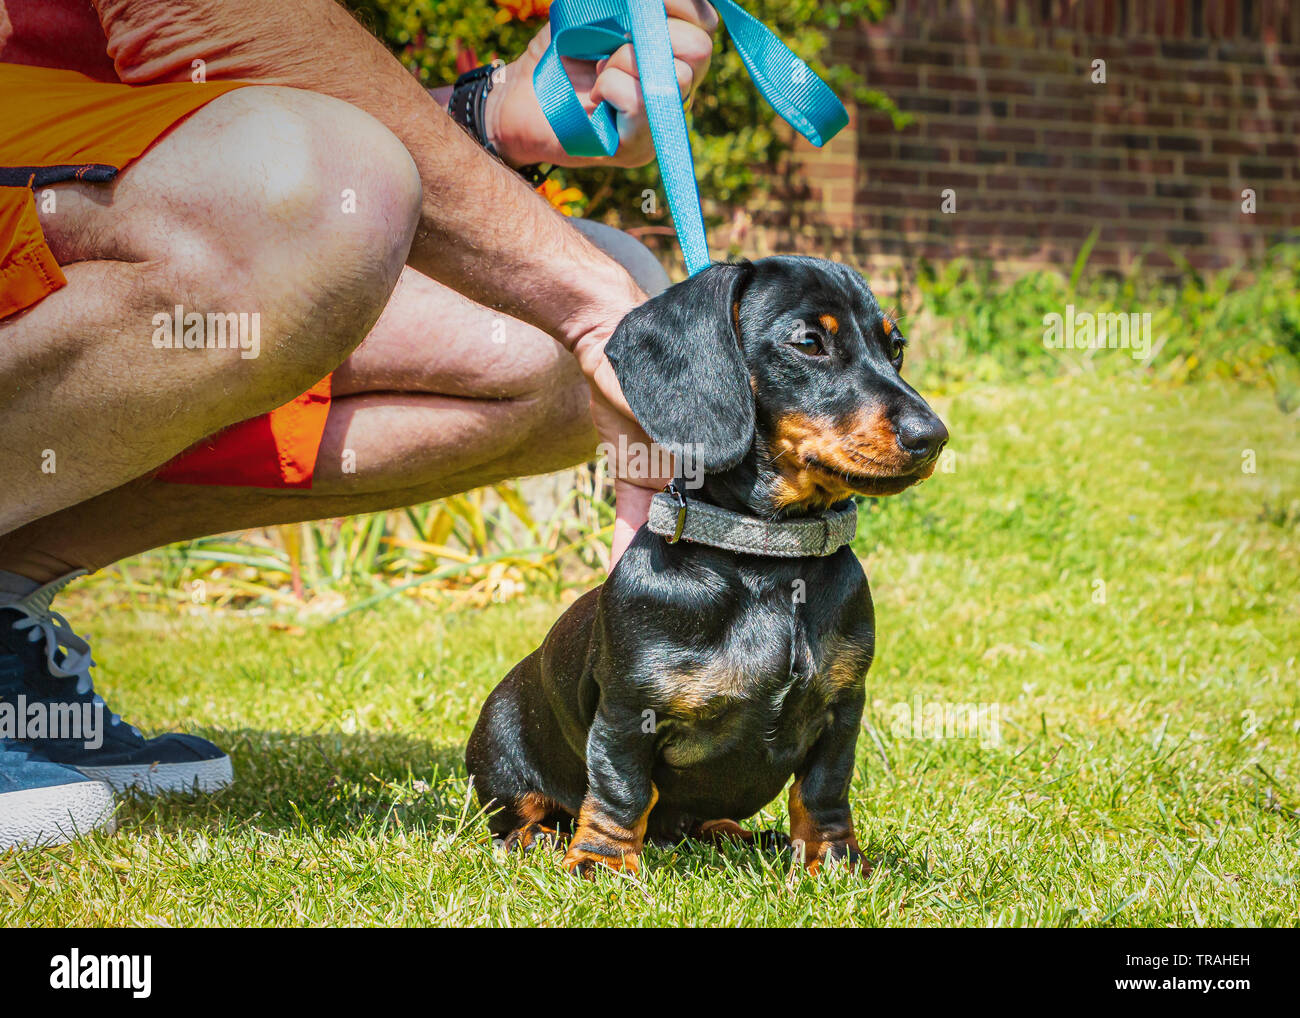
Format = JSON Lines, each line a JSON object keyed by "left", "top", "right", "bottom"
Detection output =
{"left": 0, "top": 63, "right": 332, "bottom": 489}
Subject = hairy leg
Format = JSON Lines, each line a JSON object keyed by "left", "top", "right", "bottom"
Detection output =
{"left": 0, "top": 86, "right": 422, "bottom": 535}
{"left": 0, "top": 267, "right": 601, "bottom": 580}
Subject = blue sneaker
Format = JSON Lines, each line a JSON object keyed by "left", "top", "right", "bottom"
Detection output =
{"left": 0, "top": 741, "right": 116, "bottom": 850}
{"left": 0, "top": 571, "right": 233, "bottom": 794}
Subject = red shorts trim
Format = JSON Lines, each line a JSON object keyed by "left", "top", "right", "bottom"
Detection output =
{"left": 0, "top": 64, "right": 333, "bottom": 490}
{"left": 154, "top": 376, "right": 333, "bottom": 489}
{"left": 0, "top": 185, "right": 67, "bottom": 319}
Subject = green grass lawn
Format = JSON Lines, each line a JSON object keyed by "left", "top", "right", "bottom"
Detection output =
{"left": 3, "top": 374, "right": 1297, "bottom": 927}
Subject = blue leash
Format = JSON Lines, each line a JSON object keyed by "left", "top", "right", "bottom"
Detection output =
{"left": 534, "top": 0, "right": 848, "bottom": 276}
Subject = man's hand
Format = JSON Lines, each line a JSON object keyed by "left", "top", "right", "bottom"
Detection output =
{"left": 488, "top": 0, "right": 719, "bottom": 169}
{"left": 565, "top": 296, "right": 671, "bottom": 565}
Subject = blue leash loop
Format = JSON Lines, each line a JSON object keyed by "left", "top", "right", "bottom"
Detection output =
{"left": 534, "top": 0, "right": 848, "bottom": 275}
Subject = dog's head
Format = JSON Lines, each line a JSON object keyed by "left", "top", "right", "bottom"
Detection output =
{"left": 605, "top": 255, "right": 948, "bottom": 515}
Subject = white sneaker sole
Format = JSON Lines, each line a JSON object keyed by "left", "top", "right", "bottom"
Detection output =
{"left": 79, "top": 754, "right": 234, "bottom": 795}
{"left": 0, "top": 780, "right": 117, "bottom": 851}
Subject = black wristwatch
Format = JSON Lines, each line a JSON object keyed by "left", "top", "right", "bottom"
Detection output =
{"left": 447, "top": 62, "right": 551, "bottom": 186}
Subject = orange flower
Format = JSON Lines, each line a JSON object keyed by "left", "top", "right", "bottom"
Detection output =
{"left": 494, "top": 0, "right": 552, "bottom": 24}
{"left": 536, "top": 178, "right": 585, "bottom": 216}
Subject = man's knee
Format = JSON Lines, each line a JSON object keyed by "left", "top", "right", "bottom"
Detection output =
{"left": 56, "top": 86, "right": 424, "bottom": 420}
{"left": 191, "top": 88, "right": 421, "bottom": 398}
{"left": 190, "top": 87, "right": 420, "bottom": 267}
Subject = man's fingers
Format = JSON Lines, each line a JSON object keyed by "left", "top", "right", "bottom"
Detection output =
{"left": 611, "top": 480, "right": 656, "bottom": 566}
{"left": 558, "top": 53, "right": 599, "bottom": 95}
{"left": 585, "top": 349, "right": 637, "bottom": 422}
{"left": 589, "top": 59, "right": 695, "bottom": 161}
{"left": 664, "top": 18, "right": 716, "bottom": 87}
{"left": 501, "top": 3, "right": 717, "bottom": 169}
{"left": 589, "top": 65, "right": 639, "bottom": 119}
{"left": 573, "top": 344, "right": 668, "bottom": 568}
{"left": 665, "top": 0, "right": 721, "bottom": 34}
{"left": 591, "top": 18, "right": 712, "bottom": 102}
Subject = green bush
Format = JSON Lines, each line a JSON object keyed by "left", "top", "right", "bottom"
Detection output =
{"left": 910, "top": 238, "right": 1300, "bottom": 410}
{"left": 343, "top": 0, "right": 903, "bottom": 220}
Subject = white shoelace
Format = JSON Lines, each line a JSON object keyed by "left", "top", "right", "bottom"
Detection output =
{"left": 9, "top": 607, "right": 137, "bottom": 734}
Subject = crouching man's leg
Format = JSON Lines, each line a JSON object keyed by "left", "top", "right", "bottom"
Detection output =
{"left": 0, "top": 85, "right": 423, "bottom": 794}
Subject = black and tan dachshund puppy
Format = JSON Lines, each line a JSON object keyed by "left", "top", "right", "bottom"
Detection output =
{"left": 467, "top": 256, "right": 947, "bottom": 876}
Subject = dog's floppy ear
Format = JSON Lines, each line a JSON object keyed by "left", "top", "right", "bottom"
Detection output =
{"left": 604, "top": 262, "right": 755, "bottom": 474}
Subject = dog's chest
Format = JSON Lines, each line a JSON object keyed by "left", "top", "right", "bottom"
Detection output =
{"left": 654, "top": 598, "right": 864, "bottom": 768}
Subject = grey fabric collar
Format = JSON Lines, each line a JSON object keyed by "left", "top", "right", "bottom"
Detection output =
{"left": 647, "top": 487, "right": 857, "bottom": 558}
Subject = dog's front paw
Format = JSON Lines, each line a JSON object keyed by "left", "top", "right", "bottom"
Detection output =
{"left": 561, "top": 844, "right": 641, "bottom": 878}
{"left": 563, "top": 786, "right": 656, "bottom": 878}
{"left": 791, "top": 837, "right": 872, "bottom": 877}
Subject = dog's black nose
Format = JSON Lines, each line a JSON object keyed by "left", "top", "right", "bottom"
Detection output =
{"left": 895, "top": 411, "right": 948, "bottom": 463}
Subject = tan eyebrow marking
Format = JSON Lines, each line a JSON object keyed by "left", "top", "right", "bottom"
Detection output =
{"left": 818, "top": 314, "right": 839, "bottom": 334}
{"left": 883, "top": 304, "right": 907, "bottom": 337}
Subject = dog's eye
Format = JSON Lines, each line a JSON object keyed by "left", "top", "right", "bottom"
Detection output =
{"left": 789, "top": 331, "right": 827, "bottom": 357}
{"left": 889, "top": 338, "right": 905, "bottom": 365}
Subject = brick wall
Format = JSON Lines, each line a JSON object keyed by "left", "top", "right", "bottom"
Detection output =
{"left": 725, "top": 0, "right": 1300, "bottom": 288}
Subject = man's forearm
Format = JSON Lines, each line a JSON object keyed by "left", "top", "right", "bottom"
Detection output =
{"left": 93, "top": 0, "right": 642, "bottom": 346}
